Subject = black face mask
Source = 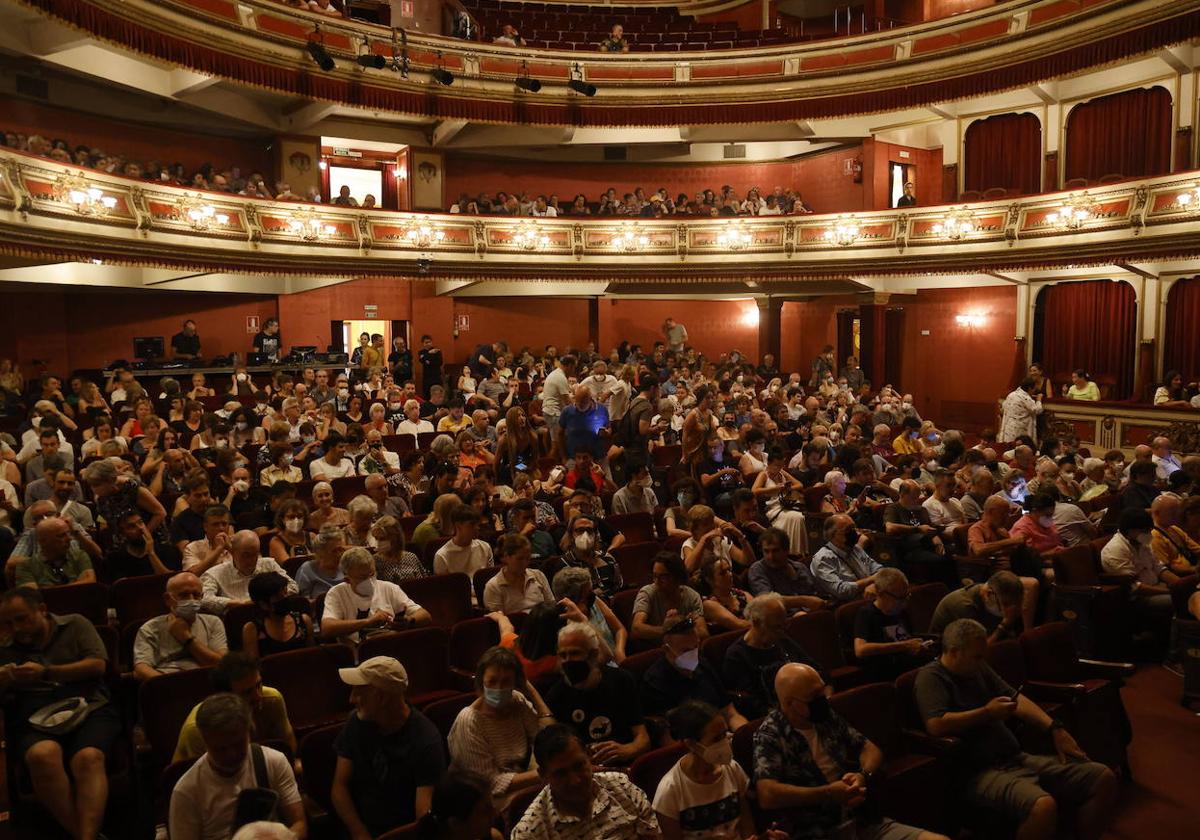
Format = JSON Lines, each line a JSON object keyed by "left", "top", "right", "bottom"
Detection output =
{"left": 561, "top": 659, "right": 592, "bottom": 686}
{"left": 843, "top": 528, "right": 859, "bottom": 547}
{"left": 807, "top": 695, "right": 833, "bottom": 724}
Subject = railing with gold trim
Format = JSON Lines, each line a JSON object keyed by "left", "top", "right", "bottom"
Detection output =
{"left": 3, "top": 150, "right": 1200, "bottom": 279}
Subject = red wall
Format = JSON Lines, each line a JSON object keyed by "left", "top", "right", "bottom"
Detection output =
{"left": 862, "top": 139, "right": 944, "bottom": 209}
{"left": 599, "top": 298, "right": 761, "bottom": 361}
{"left": 444, "top": 146, "right": 869, "bottom": 213}
{"left": 696, "top": 0, "right": 767, "bottom": 31}
{"left": 1, "top": 95, "right": 275, "bottom": 178}
{"left": 897, "top": 285, "right": 1018, "bottom": 432}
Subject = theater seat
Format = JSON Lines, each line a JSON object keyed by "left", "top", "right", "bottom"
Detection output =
{"left": 904, "top": 582, "right": 947, "bottom": 635}
{"left": 1050, "top": 543, "right": 1130, "bottom": 657}
{"left": 112, "top": 572, "right": 172, "bottom": 628}
{"left": 297, "top": 723, "right": 342, "bottom": 814}
{"left": 629, "top": 742, "right": 687, "bottom": 797}
{"left": 784, "top": 609, "right": 865, "bottom": 690}
{"left": 359, "top": 627, "right": 460, "bottom": 708}
{"left": 472, "top": 566, "right": 502, "bottom": 606}
{"left": 138, "top": 666, "right": 215, "bottom": 769}
{"left": 448, "top": 616, "right": 500, "bottom": 689}
{"left": 41, "top": 581, "right": 109, "bottom": 625}
{"left": 423, "top": 691, "right": 476, "bottom": 743}
{"left": 259, "top": 645, "right": 355, "bottom": 735}
{"left": 607, "top": 511, "right": 657, "bottom": 544}
{"left": 401, "top": 572, "right": 473, "bottom": 627}
{"left": 610, "top": 541, "right": 659, "bottom": 591}
{"left": 332, "top": 475, "right": 368, "bottom": 507}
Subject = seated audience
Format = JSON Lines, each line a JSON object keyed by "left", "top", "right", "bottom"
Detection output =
{"left": 182, "top": 504, "right": 234, "bottom": 575}
{"left": 754, "top": 662, "right": 947, "bottom": 840}
{"left": 1099, "top": 509, "right": 1178, "bottom": 626}
{"left": 1150, "top": 493, "right": 1200, "bottom": 573}
{"left": 641, "top": 616, "right": 747, "bottom": 730}
{"left": 746, "top": 527, "right": 826, "bottom": 612}
{"left": 168, "top": 693, "right": 306, "bottom": 840}
{"left": 810, "top": 514, "right": 882, "bottom": 604}
{"left": 752, "top": 447, "right": 809, "bottom": 555}
{"left": 104, "top": 510, "right": 173, "bottom": 581}
{"left": 294, "top": 525, "right": 346, "bottom": 597}
{"left": 552, "top": 566, "right": 627, "bottom": 663}
{"left": 308, "top": 481, "right": 350, "bottom": 530}
{"left": 722, "top": 593, "right": 825, "bottom": 720}
{"left": 202, "top": 530, "right": 297, "bottom": 614}
{"left": 16, "top": 516, "right": 96, "bottom": 588}
{"left": 343, "top": 495, "right": 379, "bottom": 549}
{"left": 332, "top": 656, "right": 447, "bottom": 838}
{"left": 411, "top": 769, "right": 503, "bottom": 840}
{"left": 852, "top": 567, "right": 934, "bottom": 681}
{"left": 242, "top": 571, "right": 314, "bottom": 658}
{"left": 557, "top": 512, "right": 624, "bottom": 599}
{"left": 433, "top": 506, "right": 495, "bottom": 599}
{"left": 915, "top": 619, "right": 1116, "bottom": 840}
{"left": 1121, "top": 461, "right": 1160, "bottom": 512}
{"left": 611, "top": 457, "right": 658, "bottom": 515}
{"left": 632, "top": 552, "right": 709, "bottom": 642}
{"left": 134, "top": 571, "right": 227, "bottom": 681}
{"left": 1010, "top": 493, "right": 1066, "bottom": 558}
{"left": 321, "top": 547, "right": 431, "bottom": 643}
{"left": 490, "top": 604, "right": 571, "bottom": 682}
{"left": 883, "top": 480, "right": 953, "bottom": 584}
{"left": 928, "top": 570, "right": 1026, "bottom": 643}
{"left": 483, "top": 533, "right": 554, "bottom": 613}
{"left": 682, "top": 504, "right": 751, "bottom": 576}
{"left": 371, "top": 515, "right": 427, "bottom": 582}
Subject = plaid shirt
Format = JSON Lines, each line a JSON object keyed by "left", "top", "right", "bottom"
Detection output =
{"left": 753, "top": 708, "right": 866, "bottom": 839}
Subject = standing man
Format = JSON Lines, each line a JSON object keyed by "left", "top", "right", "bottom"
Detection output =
{"left": 388, "top": 336, "right": 413, "bottom": 384}
{"left": 172, "top": 320, "right": 202, "bottom": 360}
{"left": 540, "top": 354, "right": 577, "bottom": 457}
{"left": 896, "top": 181, "right": 918, "bottom": 208}
{"left": 999, "top": 378, "right": 1044, "bottom": 445}
{"left": 662, "top": 317, "right": 689, "bottom": 353}
{"left": 252, "top": 319, "right": 282, "bottom": 362}
{"left": 808, "top": 345, "right": 835, "bottom": 389}
{"left": 417, "top": 335, "right": 444, "bottom": 399}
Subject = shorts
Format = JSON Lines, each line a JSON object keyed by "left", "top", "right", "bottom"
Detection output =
{"left": 17, "top": 702, "right": 122, "bottom": 760}
{"left": 965, "top": 752, "right": 1108, "bottom": 820}
{"left": 857, "top": 817, "right": 925, "bottom": 840}
{"left": 543, "top": 413, "right": 560, "bottom": 435}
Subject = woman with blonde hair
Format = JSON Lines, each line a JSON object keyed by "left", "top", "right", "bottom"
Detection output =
{"left": 411, "top": 492, "right": 462, "bottom": 551}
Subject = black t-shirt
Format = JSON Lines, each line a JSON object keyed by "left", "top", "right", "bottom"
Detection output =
{"left": 721, "top": 637, "right": 823, "bottom": 719}
{"left": 103, "top": 546, "right": 166, "bottom": 583}
{"left": 545, "top": 667, "right": 643, "bottom": 745}
{"left": 642, "top": 658, "right": 730, "bottom": 717}
{"left": 333, "top": 710, "right": 447, "bottom": 835}
{"left": 171, "top": 331, "right": 201, "bottom": 357}
{"left": 389, "top": 349, "right": 413, "bottom": 381}
{"left": 169, "top": 507, "right": 206, "bottom": 545}
{"left": 853, "top": 602, "right": 929, "bottom": 679}
{"left": 700, "top": 458, "right": 742, "bottom": 500}
{"left": 469, "top": 344, "right": 496, "bottom": 379}
{"left": 253, "top": 330, "right": 281, "bottom": 359}
{"left": 419, "top": 347, "right": 444, "bottom": 379}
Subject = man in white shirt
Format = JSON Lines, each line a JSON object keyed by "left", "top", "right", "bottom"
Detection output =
{"left": 1099, "top": 509, "right": 1176, "bottom": 623}
{"left": 183, "top": 505, "right": 234, "bottom": 575}
{"left": 1151, "top": 436, "right": 1182, "bottom": 482}
{"left": 168, "top": 693, "right": 306, "bottom": 840}
{"left": 357, "top": 430, "right": 400, "bottom": 476}
{"left": 308, "top": 432, "right": 355, "bottom": 481}
{"left": 433, "top": 507, "right": 493, "bottom": 603}
{"left": 201, "top": 531, "right": 297, "bottom": 614}
{"left": 922, "top": 470, "right": 966, "bottom": 539}
{"left": 17, "top": 403, "right": 76, "bottom": 463}
{"left": 662, "top": 318, "right": 688, "bottom": 353}
{"left": 320, "top": 548, "right": 430, "bottom": 643}
{"left": 540, "top": 354, "right": 578, "bottom": 442}
{"left": 529, "top": 196, "right": 557, "bottom": 217}
{"left": 584, "top": 361, "right": 619, "bottom": 405}
{"left": 395, "top": 400, "right": 434, "bottom": 439}
{"left": 611, "top": 459, "right": 658, "bottom": 516}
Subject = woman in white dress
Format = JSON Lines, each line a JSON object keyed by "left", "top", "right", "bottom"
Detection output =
{"left": 751, "top": 447, "right": 809, "bottom": 557}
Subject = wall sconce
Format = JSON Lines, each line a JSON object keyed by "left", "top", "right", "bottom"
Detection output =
{"left": 393, "top": 166, "right": 406, "bottom": 179}
{"left": 740, "top": 306, "right": 761, "bottom": 328}
{"left": 318, "top": 160, "right": 328, "bottom": 171}
{"left": 955, "top": 313, "right": 986, "bottom": 328}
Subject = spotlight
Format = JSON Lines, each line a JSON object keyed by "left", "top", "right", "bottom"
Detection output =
{"left": 431, "top": 51, "right": 454, "bottom": 86}
{"left": 567, "top": 64, "right": 596, "bottom": 96}
{"left": 515, "top": 60, "right": 541, "bottom": 93}
{"left": 308, "top": 40, "right": 335, "bottom": 72}
{"left": 307, "top": 25, "right": 334, "bottom": 72}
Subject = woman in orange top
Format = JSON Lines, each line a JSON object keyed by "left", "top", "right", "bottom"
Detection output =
{"left": 487, "top": 600, "right": 587, "bottom": 683}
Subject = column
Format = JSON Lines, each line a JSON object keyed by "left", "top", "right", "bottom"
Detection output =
{"left": 588, "top": 298, "right": 601, "bottom": 349}
{"left": 756, "top": 296, "right": 782, "bottom": 363}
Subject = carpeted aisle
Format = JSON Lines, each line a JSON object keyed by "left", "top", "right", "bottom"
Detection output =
{"left": 1104, "top": 666, "right": 1198, "bottom": 839}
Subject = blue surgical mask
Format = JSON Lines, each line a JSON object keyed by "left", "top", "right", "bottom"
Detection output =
{"left": 483, "top": 687, "right": 512, "bottom": 708}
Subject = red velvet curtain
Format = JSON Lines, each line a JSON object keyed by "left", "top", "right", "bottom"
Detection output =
{"left": 963, "top": 113, "right": 1042, "bottom": 195}
{"left": 1065, "top": 87, "right": 1173, "bottom": 182}
{"left": 1034, "top": 280, "right": 1136, "bottom": 399}
{"left": 884, "top": 308, "right": 906, "bottom": 391}
{"left": 1164, "top": 277, "right": 1200, "bottom": 380}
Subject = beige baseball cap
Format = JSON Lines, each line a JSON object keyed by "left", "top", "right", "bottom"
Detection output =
{"left": 338, "top": 656, "right": 409, "bottom": 692}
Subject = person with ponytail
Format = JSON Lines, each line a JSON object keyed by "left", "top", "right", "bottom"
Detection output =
{"left": 416, "top": 769, "right": 502, "bottom": 840}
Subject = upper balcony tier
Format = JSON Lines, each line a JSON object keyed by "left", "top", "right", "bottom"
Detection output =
{"left": 16, "top": 0, "right": 1200, "bottom": 126}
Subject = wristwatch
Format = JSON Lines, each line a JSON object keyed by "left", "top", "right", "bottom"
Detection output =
{"left": 1047, "top": 718, "right": 1065, "bottom": 733}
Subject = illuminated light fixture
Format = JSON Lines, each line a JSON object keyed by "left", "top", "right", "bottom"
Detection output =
{"left": 716, "top": 221, "right": 753, "bottom": 250}
{"left": 514, "top": 61, "right": 541, "bottom": 93}
{"left": 1044, "top": 193, "right": 1094, "bottom": 229}
{"left": 54, "top": 172, "right": 118, "bottom": 216}
{"left": 287, "top": 208, "right": 337, "bottom": 241}
{"left": 307, "top": 25, "right": 335, "bottom": 72}
{"left": 567, "top": 63, "right": 597, "bottom": 97}
{"left": 177, "top": 194, "right": 229, "bottom": 231}
{"left": 357, "top": 36, "right": 386, "bottom": 69}
{"left": 823, "top": 215, "right": 860, "bottom": 246}
{"left": 611, "top": 223, "right": 649, "bottom": 252}
{"left": 318, "top": 160, "right": 328, "bottom": 170}
{"left": 512, "top": 221, "right": 550, "bottom": 251}
{"left": 431, "top": 52, "right": 454, "bottom": 86}
{"left": 955, "top": 313, "right": 986, "bottom": 328}
{"left": 1175, "top": 185, "right": 1200, "bottom": 208}
{"left": 931, "top": 207, "right": 974, "bottom": 240}
{"left": 404, "top": 221, "right": 445, "bottom": 248}
{"left": 392, "top": 166, "right": 405, "bottom": 179}
{"left": 741, "top": 306, "right": 760, "bottom": 328}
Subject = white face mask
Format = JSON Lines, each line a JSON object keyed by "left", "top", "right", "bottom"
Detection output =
{"left": 354, "top": 577, "right": 376, "bottom": 598}
{"left": 574, "top": 533, "right": 596, "bottom": 552}
{"left": 673, "top": 648, "right": 700, "bottom": 673}
{"left": 236, "top": 373, "right": 247, "bottom": 382}
{"left": 698, "top": 734, "right": 733, "bottom": 766}
{"left": 1135, "top": 532, "right": 1153, "bottom": 547}
{"left": 173, "top": 599, "right": 202, "bottom": 620}
{"left": 284, "top": 517, "right": 304, "bottom": 533}
{"left": 233, "top": 480, "right": 250, "bottom": 493}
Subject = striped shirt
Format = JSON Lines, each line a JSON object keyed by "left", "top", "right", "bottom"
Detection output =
{"left": 448, "top": 693, "right": 539, "bottom": 809}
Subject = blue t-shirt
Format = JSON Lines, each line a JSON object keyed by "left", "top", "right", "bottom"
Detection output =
{"left": 559, "top": 403, "right": 609, "bottom": 458}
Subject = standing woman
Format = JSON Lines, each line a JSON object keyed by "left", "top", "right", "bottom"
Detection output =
{"left": 1027, "top": 362, "right": 1055, "bottom": 400}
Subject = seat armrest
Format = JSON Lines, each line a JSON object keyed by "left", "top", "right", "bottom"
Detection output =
{"left": 1097, "top": 573, "right": 1132, "bottom": 588}
{"left": 1077, "top": 658, "right": 1135, "bottom": 680}
{"left": 1022, "top": 680, "right": 1087, "bottom": 701}
{"left": 902, "top": 727, "right": 962, "bottom": 758}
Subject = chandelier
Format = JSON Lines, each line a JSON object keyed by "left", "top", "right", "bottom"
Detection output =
{"left": 931, "top": 208, "right": 974, "bottom": 240}
{"left": 54, "top": 172, "right": 118, "bottom": 216}
{"left": 823, "top": 216, "right": 860, "bottom": 246}
{"left": 512, "top": 221, "right": 549, "bottom": 251}
{"left": 404, "top": 221, "right": 445, "bottom": 248}
{"left": 612, "top": 223, "right": 649, "bottom": 252}
{"left": 1044, "top": 194, "right": 1094, "bottom": 229}
{"left": 177, "top": 194, "right": 229, "bottom": 231}
{"left": 715, "top": 222, "right": 753, "bottom": 250}
{"left": 287, "top": 208, "right": 336, "bottom": 241}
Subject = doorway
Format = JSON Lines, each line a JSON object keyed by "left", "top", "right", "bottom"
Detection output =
{"left": 889, "top": 162, "right": 914, "bottom": 207}
{"left": 343, "top": 319, "right": 391, "bottom": 366}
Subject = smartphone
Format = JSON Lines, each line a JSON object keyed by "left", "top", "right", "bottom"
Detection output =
{"left": 1008, "top": 683, "right": 1024, "bottom": 701}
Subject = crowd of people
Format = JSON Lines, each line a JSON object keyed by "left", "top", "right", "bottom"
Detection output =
{"left": 448, "top": 185, "right": 818, "bottom": 218}
{"left": 0, "top": 314, "right": 1194, "bottom": 840}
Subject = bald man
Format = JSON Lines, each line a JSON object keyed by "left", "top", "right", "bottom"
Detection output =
{"left": 133, "top": 572, "right": 228, "bottom": 681}
{"left": 1151, "top": 436, "right": 1181, "bottom": 481}
{"left": 200, "top": 530, "right": 297, "bottom": 614}
{"left": 754, "top": 663, "right": 948, "bottom": 840}
{"left": 558, "top": 383, "right": 610, "bottom": 468}
{"left": 1150, "top": 494, "right": 1200, "bottom": 575}
{"left": 16, "top": 517, "right": 95, "bottom": 588}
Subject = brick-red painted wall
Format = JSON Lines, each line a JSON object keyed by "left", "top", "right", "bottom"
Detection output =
{"left": 444, "top": 146, "right": 868, "bottom": 214}
{"left": 599, "top": 298, "right": 761, "bottom": 361}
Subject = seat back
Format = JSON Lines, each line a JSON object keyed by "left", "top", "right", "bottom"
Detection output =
{"left": 401, "top": 573, "right": 473, "bottom": 626}
{"left": 221, "top": 602, "right": 258, "bottom": 650}
{"left": 331, "top": 475, "right": 368, "bottom": 507}
{"left": 628, "top": 743, "right": 687, "bottom": 798}
{"left": 610, "top": 588, "right": 640, "bottom": 630}
{"left": 904, "top": 582, "right": 947, "bottom": 635}
{"left": 610, "top": 542, "right": 659, "bottom": 591}
{"left": 618, "top": 647, "right": 664, "bottom": 683}
{"left": 41, "top": 582, "right": 109, "bottom": 625}
{"left": 139, "top": 666, "right": 214, "bottom": 769}
{"left": 607, "top": 512, "right": 657, "bottom": 544}
{"left": 830, "top": 681, "right": 902, "bottom": 756}
{"left": 259, "top": 645, "right": 355, "bottom": 733}
{"left": 1169, "top": 574, "right": 1198, "bottom": 618}
{"left": 472, "top": 566, "right": 502, "bottom": 607}
{"left": 360, "top": 627, "right": 452, "bottom": 699}
{"left": 448, "top": 616, "right": 501, "bottom": 675}
{"left": 730, "top": 717, "right": 763, "bottom": 781}
{"left": 1052, "top": 543, "right": 1099, "bottom": 586}
{"left": 893, "top": 668, "right": 926, "bottom": 732}
{"left": 1018, "top": 621, "right": 1080, "bottom": 683}
{"left": 700, "top": 629, "right": 744, "bottom": 672}
{"left": 112, "top": 572, "right": 172, "bottom": 627}
{"left": 423, "top": 692, "right": 476, "bottom": 740}
{"left": 298, "top": 723, "right": 343, "bottom": 812}
{"left": 984, "top": 638, "right": 1028, "bottom": 689}
{"left": 834, "top": 600, "right": 868, "bottom": 663}
{"left": 785, "top": 610, "right": 847, "bottom": 672}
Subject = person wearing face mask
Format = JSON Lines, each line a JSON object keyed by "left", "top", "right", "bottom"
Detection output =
{"left": 242, "top": 571, "right": 314, "bottom": 659}
{"left": 928, "top": 570, "right": 1026, "bottom": 644}
{"left": 259, "top": 444, "right": 302, "bottom": 488}
{"left": 1099, "top": 509, "right": 1179, "bottom": 626}
{"left": 133, "top": 571, "right": 228, "bottom": 681}
{"left": 168, "top": 693, "right": 307, "bottom": 840}
{"left": 321, "top": 548, "right": 430, "bottom": 644}
{"left": 448, "top": 646, "right": 554, "bottom": 811}
{"left": 555, "top": 513, "right": 625, "bottom": 599}
{"left": 641, "top": 617, "right": 747, "bottom": 731}
{"left": 852, "top": 568, "right": 933, "bottom": 682}
{"left": 891, "top": 417, "right": 924, "bottom": 457}
{"left": 484, "top": 534, "right": 555, "bottom": 614}
{"left": 553, "top": 566, "right": 628, "bottom": 664}
{"left": 202, "top": 530, "right": 297, "bottom": 615}
{"left": 655, "top": 699, "right": 785, "bottom": 840}
{"left": 756, "top": 663, "right": 947, "bottom": 840}
{"left": 664, "top": 478, "right": 704, "bottom": 539}
{"left": 811, "top": 514, "right": 884, "bottom": 605}
{"left": 1009, "top": 493, "right": 1066, "bottom": 558}
{"left": 612, "top": 459, "right": 658, "bottom": 516}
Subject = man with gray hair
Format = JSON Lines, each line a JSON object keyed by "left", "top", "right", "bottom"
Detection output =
{"left": 544, "top": 620, "right": 649, "bottom": 766}
{"left": 723, "top": 592, "right": 826, "bottom": 719}
{"left": 811, "top": 514, "right": 883, "bottom": 604}
{"left": 915, "top": 619, "right": 1115, "bottom": 840}
{"left": 201, "top": 530, "right": 296, "bottom": 613}
{"left": 928, "top": 571, "right": 1026, "bottom": 643}
{"left": 169, "top": 693, "right": 306, "bottom": 840}
{"left": 853, "top": 567, "right": 934, "bottom": 681}
{"left": 134, "top": 571, "right": 227, "bottom": 681}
